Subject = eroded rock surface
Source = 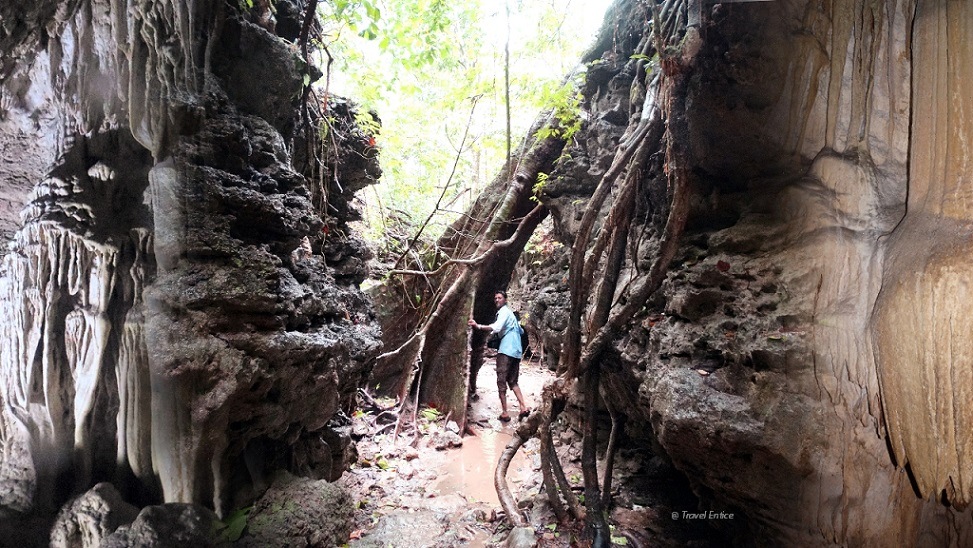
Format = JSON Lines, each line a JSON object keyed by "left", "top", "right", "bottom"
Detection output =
{"left": 50, "top": 483, "right": 139, "bottom": 548}
{"left": 238, "top": 471, "right": 353, "bottom": 548}
{"left": 516, "top": 0, "right": 973, "bottom": 545}
{"left": 100, "top": 503, "right": 219, "bottom": 548}
{"left": 0, "top": 0, "right": 380, "bottom": 531}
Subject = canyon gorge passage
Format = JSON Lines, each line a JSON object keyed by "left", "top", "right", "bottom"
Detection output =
{"left": 2, "top": 0, "right": 973, "bottom": 546}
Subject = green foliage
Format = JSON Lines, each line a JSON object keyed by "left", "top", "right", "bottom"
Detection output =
{"left": 531, "top": 172, "right": 549, "bottom": 202}
{"left": 328, "top": 0, "right": 382, "bottom": 40}
{"left": 534, "top": 73, "right": 585, "bottom": 142}
{"left": 218, "top": 506, "right": 252, "bottom": 543}
{"left": 317, "top": 0, "right": 612, "bottom": 246}
{"left": 353, "top": 110, "right": 381, "bottom": 137}
{"left": 420, "top": 407, "right": 442, "bottom": 421}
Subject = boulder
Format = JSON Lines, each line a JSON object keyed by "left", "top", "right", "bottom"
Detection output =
{"left": 50, "top": 483, "right": 139, "bottom": 548}
{"left": 237, "top": 472, "right": 353, "bottom": 548}
{"left": 101, "top": 504, "right": 219, "bottom": 548}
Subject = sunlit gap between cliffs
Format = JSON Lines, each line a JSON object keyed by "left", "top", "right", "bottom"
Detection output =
{"left": 320, "top": 0, "right": 615, "bottom": 259}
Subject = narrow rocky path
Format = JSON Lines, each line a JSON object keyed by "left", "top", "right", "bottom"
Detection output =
{"left": 339, "top": 356, "right": 552, "bottom": 547}
{"left": 339, "top": 356, "right": 725, "bottom": 547}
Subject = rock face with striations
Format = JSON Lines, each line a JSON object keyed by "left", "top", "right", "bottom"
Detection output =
{"left": 0, "top": 0, "right": 380, "bottom": 529}
{"left": 518, "top": 0, "right": 973, "bottom": 545}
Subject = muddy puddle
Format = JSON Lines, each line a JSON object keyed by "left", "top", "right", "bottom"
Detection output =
{"left": 433, "top": 419, "right": 535, "bottom": 506}
{"left": 340, "top": 354, "right": 726, "bottom": 547}
{"left": 342, "top": 356, "right": 551, "bottom": 547}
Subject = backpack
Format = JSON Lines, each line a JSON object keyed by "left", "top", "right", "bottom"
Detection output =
{"left": 520, "top": 324, "right": 530, "bottom": 358}
{"left": 514, "top": 311, "right": 530, "bottom": 357}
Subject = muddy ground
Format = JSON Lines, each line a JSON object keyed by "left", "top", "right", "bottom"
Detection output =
{"left": 338, "top": 357, "right": 726, "bottom": 547}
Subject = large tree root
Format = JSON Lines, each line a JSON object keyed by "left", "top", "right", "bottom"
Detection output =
{"left": 538, "top": 410, "right": 567, "bottom": 522}
{"left": 497, "top": 379, "right": 583, "bottom": 526}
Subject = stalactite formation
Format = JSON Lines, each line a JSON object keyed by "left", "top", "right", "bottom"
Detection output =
{"left": 0, "top": 0, "right": 381, "bottom": 522}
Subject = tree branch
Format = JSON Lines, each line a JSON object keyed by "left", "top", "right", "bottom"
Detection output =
{"left": 393, "top": 96, "right": 481, "bottom": 270}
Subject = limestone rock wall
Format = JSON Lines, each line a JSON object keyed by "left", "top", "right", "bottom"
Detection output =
{"left": 0, "top": 0, "right": 380, "bottom": 520}
{"left": 872, "top": 0, "right": 973, "bottom": 509}
{"left": 520, "top": 0, "right": 973, "bottom": 545}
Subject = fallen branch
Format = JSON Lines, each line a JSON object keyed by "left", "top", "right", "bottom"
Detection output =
{"left": 387, "top": 205, "right": 546, "bottom": 278}
{"left": 377, "top": 202, "right": 548, "bottom": 364}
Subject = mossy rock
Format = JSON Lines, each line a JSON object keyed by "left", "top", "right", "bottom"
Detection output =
{"left": 236, "top": 472, "right": 353, "bottom": 547}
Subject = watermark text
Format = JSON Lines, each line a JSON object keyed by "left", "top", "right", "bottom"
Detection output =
{"left": 671, "top": 510, "right": 735, "bottom": 520}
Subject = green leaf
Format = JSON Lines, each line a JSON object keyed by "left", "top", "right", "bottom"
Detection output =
{"left": 420, "top": 407, "right": 442, "bottom": 421}
{"left": 221, "top": 506, "right": 252, "bottom": 542}
{"left": 365, "top": 2, "right": 381, "bottom": 22}
{"left": 611, "top": 536, "right": 629, "bottom": 545}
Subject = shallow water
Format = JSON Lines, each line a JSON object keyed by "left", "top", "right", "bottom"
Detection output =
{"left": 433, "top": 425, "right": 533, "bottom": 506}
{"left": 348, "top": 357, "right": 551, "bottom": 547}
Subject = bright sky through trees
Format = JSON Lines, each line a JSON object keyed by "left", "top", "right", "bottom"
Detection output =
{"left": 319, "top": 0, "right": 615, "bottom": 251}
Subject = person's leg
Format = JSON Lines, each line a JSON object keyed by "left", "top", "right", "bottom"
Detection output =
{"left": 512, "top": 386, "right": 529, "bottom": 412}
{"left": 505, "top": 358, "right": 530, "bottom": 415}
{"left": 495, "top": 354, "right": 511, "bottom": 420}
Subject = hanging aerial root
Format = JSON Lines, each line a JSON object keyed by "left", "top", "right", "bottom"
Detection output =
{"left": 538, "top": 378, "right": 584, "bottom": 522}
{"left": 495, "top": 411, "right": 543, "bottom": 527}
{"left": 601, "top": 387, "right": 623, "bottom": 505}
{"left": 496, "top": 377, "right": 584, "bottom": 525}
{"left": 539, "top": 422, "right": 568, "bottom": 522}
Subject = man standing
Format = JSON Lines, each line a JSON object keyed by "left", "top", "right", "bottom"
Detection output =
{"left": 469, "top": 291, "right": 531, "bottom": 422}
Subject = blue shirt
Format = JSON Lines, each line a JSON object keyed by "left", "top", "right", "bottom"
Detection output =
{"left": 488, "top": 305, "right": 523, "bottom": 359}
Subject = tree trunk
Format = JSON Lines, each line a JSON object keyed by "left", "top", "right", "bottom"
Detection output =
{"left": 373, "top": 124, "right": 563, "bottom": 426}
